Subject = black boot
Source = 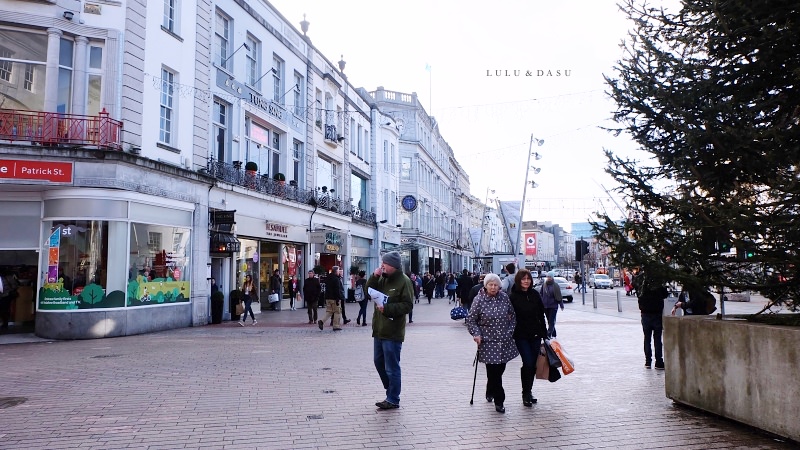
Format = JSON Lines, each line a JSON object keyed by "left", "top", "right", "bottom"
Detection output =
{"left": 521, "top": 367, "right": 535, "bottom": 407}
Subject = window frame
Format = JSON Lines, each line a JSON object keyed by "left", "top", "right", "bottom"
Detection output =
{"left": 159, "top": 67, "right": 176, "bottom": 145}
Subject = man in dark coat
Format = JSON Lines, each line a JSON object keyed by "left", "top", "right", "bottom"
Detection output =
{"left": 318, "top": 266, "right": 345, "bottom": 331}
{"left": 636, "top": 267, "right": 668, "bottom": 370}
{"left": 458, "top": 269, "right": 474, "bottom": 303}
{"left": 303, "top": 270, "right": 321, "bottom": 324}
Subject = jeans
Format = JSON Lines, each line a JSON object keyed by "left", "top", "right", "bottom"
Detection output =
{"left": 544, "top": 307, "right": 559, "bottom": 338}
{"left": 485, "top": 363, "right": 507, "bottom": 406}
{"left": 306, "top": 299, "right": 318, "bottom": 322}
{"left": 374, "top": 338, "right": 403, "bottom": 405}
{"left": 515, "top": 337, "right": 542, "bottom": 368}
{"left": 357, "top": 300, "right": 369, "bottom": 324}
{"left": 241, "top": 295, "right": 255, "bottom": 322}
{"left": 641, "top": 313, "right": 663, "bottom": 364}
{"left": 447, "top": 289, "right": 456, "bottom": 302}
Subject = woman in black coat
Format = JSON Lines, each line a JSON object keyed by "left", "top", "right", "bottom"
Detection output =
{"left": 507, "top": 269, "right": 548, "bottom": 407}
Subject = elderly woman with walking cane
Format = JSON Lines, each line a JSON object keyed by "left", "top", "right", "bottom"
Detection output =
{"left": 466, "top": 273, "right": 518, "bottom": 413}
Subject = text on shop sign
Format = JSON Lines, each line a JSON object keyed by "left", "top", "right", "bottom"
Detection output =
{"left": 0, "top": 159, "right": 73, "bottom": 183}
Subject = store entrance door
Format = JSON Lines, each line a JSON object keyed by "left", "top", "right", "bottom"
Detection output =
{"left": 0, "top": 250, "right": 38, "bottom": 334}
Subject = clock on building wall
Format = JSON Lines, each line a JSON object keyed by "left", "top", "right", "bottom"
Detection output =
{"left": 401, "top": 195, "right": 418, "bottom": 212}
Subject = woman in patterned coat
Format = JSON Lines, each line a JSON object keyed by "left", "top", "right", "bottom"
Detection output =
{"left": 466, "top": 273, "right": 518, "bottom": 413}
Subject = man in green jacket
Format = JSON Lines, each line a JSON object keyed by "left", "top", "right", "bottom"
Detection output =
{"left": 366, "top": 251, "right": 414, "bottom": 410}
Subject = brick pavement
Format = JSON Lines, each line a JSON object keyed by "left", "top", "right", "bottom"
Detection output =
{"left": 0, "top": 296, "right": 794, "bottom": 449}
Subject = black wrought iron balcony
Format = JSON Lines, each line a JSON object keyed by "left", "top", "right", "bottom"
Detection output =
{"left": 0, "top": 108, "right": 123, "bottom": 150}
{"left": 204, "top": 159, "right": 376, "bottom": 226}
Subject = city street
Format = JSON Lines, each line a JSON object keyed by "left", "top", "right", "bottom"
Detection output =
{"left": 0, "top": 295, "right": 793, "bottom": 449}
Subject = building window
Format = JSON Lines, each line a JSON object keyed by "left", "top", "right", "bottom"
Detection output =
{"left": 293, "top": 72, "right": 303, "bottom": 116}
{"left": 213, "top": 98, "right": 229, "bottom": 162}
{"left": 292, "top": 140, "right": 302, "bottom": 184}
{"left": 357, "top": 124, "right": 363, "bottom": 157}
{"left": 0, "top": 30, "right": 47, "bottom": 111}
{"left": 163, "top": 0, "right": 177, "bottom": 33}
{"left": 315, "top": 89, "right": 322, "bottom": 125}
{"left": 324, "top": 94, "right": 333, "bottom": 126}
{"left": 272, "top": 55, "right": 283, "bottom": 103}
{"left": 87, "top": 45, "right": 103, "bottom": 116}
{"left": 383, "top": 189, "right": 389, "bottom": 221}
{"left": 316, "top": 158, "right": 338, "bottom": 193}
{"left": 400, "top": 156, "right": 411, "bottom": 180}
{"left": 23, "top": 64, "right": 33, "bottom": 91}
{"left": 390, "top": 143, "right": 395, "bottom": 173}
{"left": 390, "top": 190, "right": 396, "bottom": 224}
{"left": 271, "top": 130, "right": 281, "bottom": 177}
{"left": 215, "top": 11, "right": 230, "bottom": 69}
{"left": 0, "top": 48, "right": 11, "bottom": 82}
{"left": 246, "top": 35, "right": 259, "bottom": 87}
{"left": 350, "top": 119, "right": 356, "bottom": 153}
{"left": 351, "top": 174, "right": 368, "bottom": 211}
{"left": 57, "top": 39, "right": 74, "bottom": 113}
{"left": 383, "top": 141, "right": 388, "bottom": 172}
{"left": 159, "top": 68, "right": 175, "bottom": 144}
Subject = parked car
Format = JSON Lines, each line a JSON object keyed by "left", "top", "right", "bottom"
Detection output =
{"left": 552, "top": 276, "right": 574, "bottom": 302}
{"left": 589, "top": 273, "right": 613, "bottom": 289}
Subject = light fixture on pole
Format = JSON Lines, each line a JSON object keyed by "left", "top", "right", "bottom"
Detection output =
{"left": 477, "top": 187, "right": 495, "bottom": 259}
{"left": 515, "top": 135, "right": 544, "bottom": 263}
{"left": 220, "top": 42, "right": 251, "bottom": 68}
{"left": 250, "top": 68, "right": 277, "bottom": 87}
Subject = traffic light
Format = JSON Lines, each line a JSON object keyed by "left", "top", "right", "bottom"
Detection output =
{"left": 736, "top": 242, "right": 756, "bottom": 261}
{"left": 575, "top": 240, "right": 589, "bottom": 261}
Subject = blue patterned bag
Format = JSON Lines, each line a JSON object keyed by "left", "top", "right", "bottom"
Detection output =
{"left": 450, "top": 306, "right": 467, "bottom": 320}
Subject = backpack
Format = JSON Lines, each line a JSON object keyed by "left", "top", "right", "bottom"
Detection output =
{"left": 354, "top": 284, "right": 365, "bottom": 301}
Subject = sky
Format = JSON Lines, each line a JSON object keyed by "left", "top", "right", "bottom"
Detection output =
{"left": 268, "top": 0, "right": 670, "bottom": 231}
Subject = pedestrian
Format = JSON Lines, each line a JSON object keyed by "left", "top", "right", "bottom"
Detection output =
{"left": 366, "top": 251, "right": 414, "bottom": 410}
{"left": 458, "top": 269, "right": 473, "bottom": 303}
{"left": 635, "top": 266, "right": 668, "bottom": 370}
{"left": 210, "top": 277, "right": 219, "bottom": 296}
{"left": 540, "top": 274, "right": 564, "bottom": 338}
{"left": 446, "top": 273, "right": 458, "bottom": 303}
{"left": 574, "top": 272, "right": 583, "bottom": 293}
{"left": 435, "top": 271, "right": 446, "bottom": 298}
{"left": 464, "top": 274, "right": 485, "bottom": 312}
{"left": 270, "top": 270, "right": 282, "bottom": 311}
{"left": 239, "top": 274, "right": 257, "bottom": 326}
{"left": 303, "top": 270, "right": 321, "bottom": 324}
{"left": 671, "top": 283, "right": 716, "bottom": 316}
{"left": 318, "top": 266, "right": 344, "bottom": 331}
{"left": 288, "top": 274, "right": 299, "bottom": 311}
{"left": 407, "top": 272, "right": 421, "bottom": 323}
{"left": 508, "top": 269, "right": 548, "bottom": 407}
{"left": 0, "top": 270, "right": 20, "bottom": 331}
{"left": 423, "top": 273, "right": 435, "bottom": 304}
{"left": 501, "top": 263, "right": 516, "bottom": 293}
{"left": 466, "top": 273, "right": 518, "bottom": 413}
{"left": 355, "top": 271, "right": 369, "bottom": 327}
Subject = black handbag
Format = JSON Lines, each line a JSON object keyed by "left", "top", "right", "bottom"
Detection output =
{"left": 544, "top": 339, "right": 562, "bottom": 368}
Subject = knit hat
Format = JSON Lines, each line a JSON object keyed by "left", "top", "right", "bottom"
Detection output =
{"left": 381, "top": 251, "right": 402, "bottom": 270}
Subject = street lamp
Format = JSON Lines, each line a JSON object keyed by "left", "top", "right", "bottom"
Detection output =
{"left": 514, "top": 134, "right": 544, "bottom": 266}
{"left": 478, "top": 187, "right": 495, "bottom": 259}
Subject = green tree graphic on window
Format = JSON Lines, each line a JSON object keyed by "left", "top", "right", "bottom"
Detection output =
{"left": 80, "top": 284, "right": 105, "bottom": 305}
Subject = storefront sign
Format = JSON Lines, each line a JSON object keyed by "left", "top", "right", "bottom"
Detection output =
{"left": 325, "top": 243, "right": 340, "bottom": 253}
{"left": 0, "top": 159, "right": 73, "bottom": 183}
{"left": 248, "top": 92, "right": 284, "bottom": 121}
{"left": 265, "top": 221, "right": 289, "bottom": 239}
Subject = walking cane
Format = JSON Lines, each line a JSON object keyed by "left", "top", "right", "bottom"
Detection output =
{"left": 469, "top": 349, "right": 479, "bottom": 405}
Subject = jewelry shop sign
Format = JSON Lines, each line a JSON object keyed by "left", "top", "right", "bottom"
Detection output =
{"left": 265, "top": 221, "right": 289, "bottom": 239}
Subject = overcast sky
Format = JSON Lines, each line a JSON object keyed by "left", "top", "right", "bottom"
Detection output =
{"left": 268, "top": 0, "right": 676, "bottom": 231}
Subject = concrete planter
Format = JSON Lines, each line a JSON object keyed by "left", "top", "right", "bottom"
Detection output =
{"left": 664, "top": 315, "right": 800, "bottom": 442}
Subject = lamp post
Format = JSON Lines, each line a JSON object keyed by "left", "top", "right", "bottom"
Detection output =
{"left": 515, "top": 134, "right": 543, "bottom": 268}
{"left": 477, "top": 187, "right": 495, "bottom": 263}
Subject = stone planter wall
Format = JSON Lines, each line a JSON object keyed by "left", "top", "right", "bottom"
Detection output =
{"left": 664, "top": 315, "right": 800, "bottom": 443}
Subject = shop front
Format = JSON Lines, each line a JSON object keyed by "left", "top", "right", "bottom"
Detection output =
{"left": 235, "top": 216, "right": 307, "bottom": 312}
{"left": 36, "top": 189, "right": 196, "bottom": 339}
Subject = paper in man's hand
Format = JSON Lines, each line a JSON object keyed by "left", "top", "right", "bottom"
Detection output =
{"left": 368, "top": 287, "right": 388, "bottom": 307}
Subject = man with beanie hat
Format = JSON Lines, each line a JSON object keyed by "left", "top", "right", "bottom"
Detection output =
{"left": 366, "top": 251, "right": 414, "bottom": 410}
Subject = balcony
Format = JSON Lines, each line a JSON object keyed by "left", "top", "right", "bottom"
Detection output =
{"left": 204, "top": 159, "right": 376, "bottom": 226}
{"left": 0, "top": 108, "right": 123, "bottom": 150}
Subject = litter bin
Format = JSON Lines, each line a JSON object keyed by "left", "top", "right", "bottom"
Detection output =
{"left": 211, "top": 291, "right": 224, "bottom": 324}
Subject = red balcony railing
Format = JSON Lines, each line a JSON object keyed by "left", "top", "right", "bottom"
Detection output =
{"left": 0, "top": 108, "right": 123, "bottom": 150}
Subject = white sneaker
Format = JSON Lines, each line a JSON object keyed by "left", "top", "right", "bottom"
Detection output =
{"left": 252, "top": 320, "right": 257, "bottom": 326}
{"left": 238, "top": 321, "right": 245, "bottom": 327}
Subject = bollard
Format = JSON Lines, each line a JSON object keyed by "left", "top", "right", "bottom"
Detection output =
{"left": 592, "top": 288, "right": 597, "bottom": 309}
{"left": 616, "top": 289, "right": 622, "bottom": 312}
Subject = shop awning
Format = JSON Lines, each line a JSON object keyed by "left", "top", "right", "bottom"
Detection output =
{"left": 210, "top": 232, "right": 241, "bottom": 253}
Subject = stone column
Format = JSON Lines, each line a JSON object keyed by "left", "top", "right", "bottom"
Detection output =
{"left": 44, "top": 28, "right": 63, "bottom": 112}
{"left": 71, "top": 36, "right": 89, "bottom": 116}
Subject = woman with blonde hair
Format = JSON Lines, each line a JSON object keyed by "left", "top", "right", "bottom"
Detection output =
{"left": 466, "top": 273, "right": 518, "bottom": 413}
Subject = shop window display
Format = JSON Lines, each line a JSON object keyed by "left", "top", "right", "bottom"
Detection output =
{"left": 39, "top": 220, "right": 191, "bottom": 310}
